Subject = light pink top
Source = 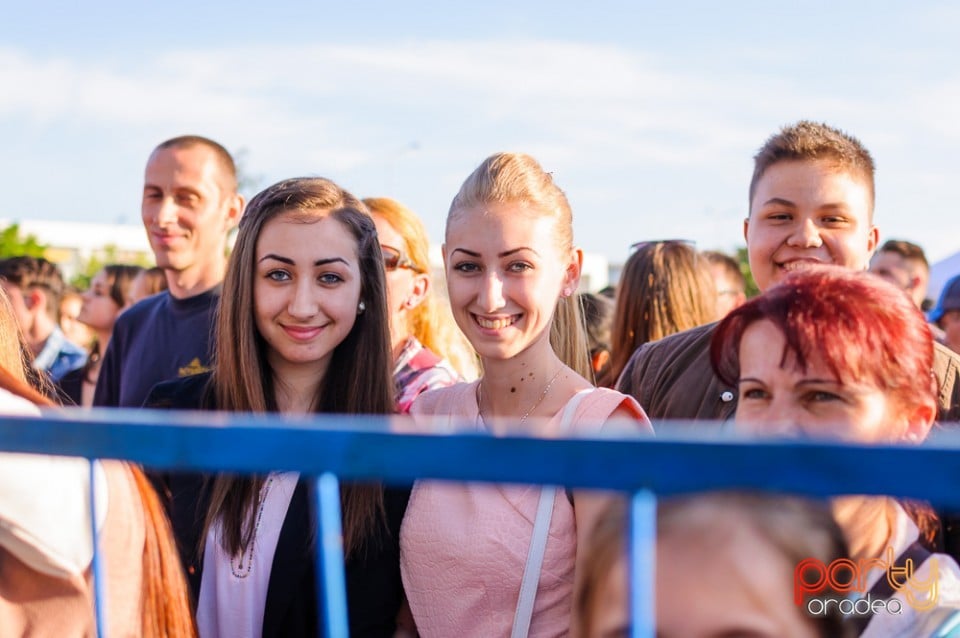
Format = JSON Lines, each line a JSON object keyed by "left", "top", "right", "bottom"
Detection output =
{"left": 400, "top": 381, "right": 652, "bottom": 637}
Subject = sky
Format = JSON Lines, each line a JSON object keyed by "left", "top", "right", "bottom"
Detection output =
{"left": 2, "top": 1, "right": 959, "bottom": 268}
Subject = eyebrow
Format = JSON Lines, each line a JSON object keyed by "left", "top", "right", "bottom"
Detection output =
{"left": 258, "top": 254, "right": 349, "bottom": 267}
{"left": 737, "top": 377, "right": 839, "bottom": 386}
{"left": 759, "top": 197, "right": 796, "bottom": 208}
{"left": 451, "top": 247, "right": 541, "bottom": 258}
{"left": 760, "top": 197, "right": 850, "bottom": 213}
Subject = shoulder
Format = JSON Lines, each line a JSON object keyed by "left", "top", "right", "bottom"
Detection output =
{"left": 569, "top": 388, "right": 652, "bottom": 434}
{"left": 142, "top": 371, "right": 214, "bottom": 409}
{"left": 0, "top": 388, "right": 41, "bottom": 417}
{"left": 616, "top": 322, "right": 723, "bottom": 421}
{"left": 409, "top": 382, "right": 476, "bottom": 418}
{"left": 111, "top": 293, "right": 169, "bottom": 336}
{"left": 933, "top": 341, "right": 960, "bottom": 423}
{"left": 121, "top": 292, "right": 169, "bottom": 321}
{"left": 636, "top": 322, "right": 717, "bottom": 364}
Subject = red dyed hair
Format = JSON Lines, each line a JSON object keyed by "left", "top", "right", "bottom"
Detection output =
{"left": 710, "top": 267, "right": 936, "bottom": 418}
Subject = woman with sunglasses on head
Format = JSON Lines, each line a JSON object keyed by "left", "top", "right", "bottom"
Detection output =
{"left": 712, "top": 266, "right": 960, "bottom": 637}
{"left": 400, "top": 153, "right": 652, "bottom": 637}
{"left": 145, "top": 178, "right": 406, "bottom": 637}
{"left": 598, "top": 240, "right": 717, "bottom": 388}
{"left": 363, "top": 197, "right": 474, "bottom": 413}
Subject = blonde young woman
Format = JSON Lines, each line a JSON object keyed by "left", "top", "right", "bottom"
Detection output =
{"left": 400, "top": 153, "right": 652, "bottom": 636}
{"left": 363, "top": 197, "right": 473, "bottom": 412}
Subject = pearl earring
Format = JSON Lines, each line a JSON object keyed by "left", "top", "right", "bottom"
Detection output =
{"left": 357, "top": 301, "right": 366, "bottom": 314}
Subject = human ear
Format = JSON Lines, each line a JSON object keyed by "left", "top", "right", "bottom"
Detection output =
{"left": 562, "top": 248, "right": 583, "bottom": 297}
{"left": 743, "top": 217, "right": 750, "bottom": 243}
{"left": 223, "top": 193, "right": 245, "bottom": 232}
{"left": 902, "top": 402, "right": 936, "bottom": 443}
{"left": 404, "top": 273, "right": 430, "bottom": 310}
{"left": 26, "top": 288, "right": 44, "bottom": 312}
{"left": 865, "top": 226, "right": 880, "bottom": 262}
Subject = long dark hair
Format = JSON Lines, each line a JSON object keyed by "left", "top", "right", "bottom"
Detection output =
{"left": 206, "top": 176, "right": 394, "bottom": 558}
{"left": 80, "top": 264, "right": 143, "bottom": 384}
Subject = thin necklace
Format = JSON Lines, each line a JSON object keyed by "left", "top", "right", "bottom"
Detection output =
{"left": 230, "top": 474, "right": 274, "bottom": 579}
{"left": 476, "top": 367, "right": 563, "bottom": 426}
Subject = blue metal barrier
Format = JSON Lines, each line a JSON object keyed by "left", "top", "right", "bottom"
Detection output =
{"left": 3, "top": 408, "right": 960, "bottom": 637}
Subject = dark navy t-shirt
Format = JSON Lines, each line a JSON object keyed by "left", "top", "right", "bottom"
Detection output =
{"left": 93, "top": 287, "right": 219, "bottom": 408}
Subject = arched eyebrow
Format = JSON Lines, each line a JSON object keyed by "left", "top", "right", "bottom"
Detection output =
{"left": 258, "top": 254, "right": 349, "bottom": 267}
{"left": 450, "top": 247, "right": 540, "bottom": 258}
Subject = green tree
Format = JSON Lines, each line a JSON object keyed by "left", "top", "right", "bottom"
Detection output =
{"left": 735, "top": 246, "right": 760, "bottom": 298}
{"left": 0, "top": 223, "right": 48, "bottom": 258}
{"left": 69, "top": 244, "right": 152, "bottom": 289}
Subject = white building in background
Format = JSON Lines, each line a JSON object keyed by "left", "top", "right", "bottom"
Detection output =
{"left": 0, "top": 219, "right": 153, "bottom": 280}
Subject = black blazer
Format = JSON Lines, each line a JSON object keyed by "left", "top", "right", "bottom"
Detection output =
{"left": 144, "top": 373, "right": 409, "bottom": 637}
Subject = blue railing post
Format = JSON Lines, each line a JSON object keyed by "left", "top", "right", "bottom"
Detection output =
{"left": 314, "top": 472, "right": 349, "bottom": 638}
{"left": 630, "top": 489, "right": 656, "bottom": 638}
{"left": 89, "top": 460, "right": 107, "bottom": 638}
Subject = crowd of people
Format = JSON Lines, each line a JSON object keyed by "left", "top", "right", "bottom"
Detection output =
{"left": 2, "top": 120, "right": 960, "bottom": 637}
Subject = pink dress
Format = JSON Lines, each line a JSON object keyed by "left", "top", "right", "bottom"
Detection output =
{"left": 400, "top": 381, "right": 652, "bottom": 637}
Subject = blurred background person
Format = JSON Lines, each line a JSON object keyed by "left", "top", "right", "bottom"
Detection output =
{"left": 929, "top": 274, "right": 960, "bottom": 356}
{"left": 599, "top": 240, "right": 717, "bottom": 387}
{"left": 59, "top": 287, "right": 94, "bottom": 353}
{"left": 869, "top": 239, "right": 931, "bottom": 310}
{"left": 703, "top": 250, "right": 748, "bottom": 317}
{"left": 0, "top": 256, "right": 87, "bottom": 383}
{"left": 712, "top": 267, "right": 960, "bottom": 636}
{"left": 578, "top": 291, "right": 614, "bottom": 384}
{"left": 0, "top": 286, "right": 194, "bottom": 637}
{"left": 363, "top": 196, "right": 475, "bottom": 412}
{"left": 57, "top": 265, "right": 143, "bottom": 407}
{"left": 576, "top": 494, "right": 853, "bottom": 638}
{"left": 126, "top": 266, "right": 168, "bottom": 307}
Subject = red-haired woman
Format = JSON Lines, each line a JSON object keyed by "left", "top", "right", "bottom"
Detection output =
{"left": 711, "top": 266, "right": 960, "bottom": 637}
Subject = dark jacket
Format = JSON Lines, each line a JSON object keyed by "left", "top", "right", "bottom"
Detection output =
{"left": 143, "top": 372, "right": 409, "bottom": 638}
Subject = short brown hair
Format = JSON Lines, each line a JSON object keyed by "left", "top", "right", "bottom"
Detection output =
{"left": 879, "top": 239, "right": 929, "bottom": 271}
{"left": 0, "top": 256, "right": 66, "bottom": 321}
{"left": 153, "top": 135, "right": 238, "bottom": 192}
{"left": 749, "top": 121, "right": 875, "bottom": 211}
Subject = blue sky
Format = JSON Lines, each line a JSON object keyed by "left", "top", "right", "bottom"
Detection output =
{"left": 2, "top": 1, "right": 959, "bottom": 265}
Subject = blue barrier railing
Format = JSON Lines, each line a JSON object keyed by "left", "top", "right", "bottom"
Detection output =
{"left": 3, "top": 408, "right": 960, "bottom": 637}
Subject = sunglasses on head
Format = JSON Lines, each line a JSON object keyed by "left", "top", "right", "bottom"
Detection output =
{"left": 381, "top": 245, "right": 422, "bottom": 273}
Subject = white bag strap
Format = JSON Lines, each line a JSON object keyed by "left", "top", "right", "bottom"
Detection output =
{"left": 511, "top": 389, "right": 592, "bottom": 638}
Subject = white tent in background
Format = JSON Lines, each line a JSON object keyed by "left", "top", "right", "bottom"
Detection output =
{"left": 929, "top": 250, "right": 960, "bottom": 304}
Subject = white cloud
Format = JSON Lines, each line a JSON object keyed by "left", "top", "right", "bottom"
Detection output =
{"left": 1, "top": 36, "right": 958, "bottom": 268}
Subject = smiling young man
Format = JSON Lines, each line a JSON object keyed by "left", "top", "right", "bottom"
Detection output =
{"left": 617, "top": 120, "right": 960, "bottom": 424}
{"left": 94, "top": 136, "right": 244, "bottom": 408}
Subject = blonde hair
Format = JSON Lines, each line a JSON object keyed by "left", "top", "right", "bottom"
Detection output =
{"left": 363, "top": 197, "right": 478, "bottom": 378}
{"left": 447, "top": 152, "right": 591, "bottom": 379}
